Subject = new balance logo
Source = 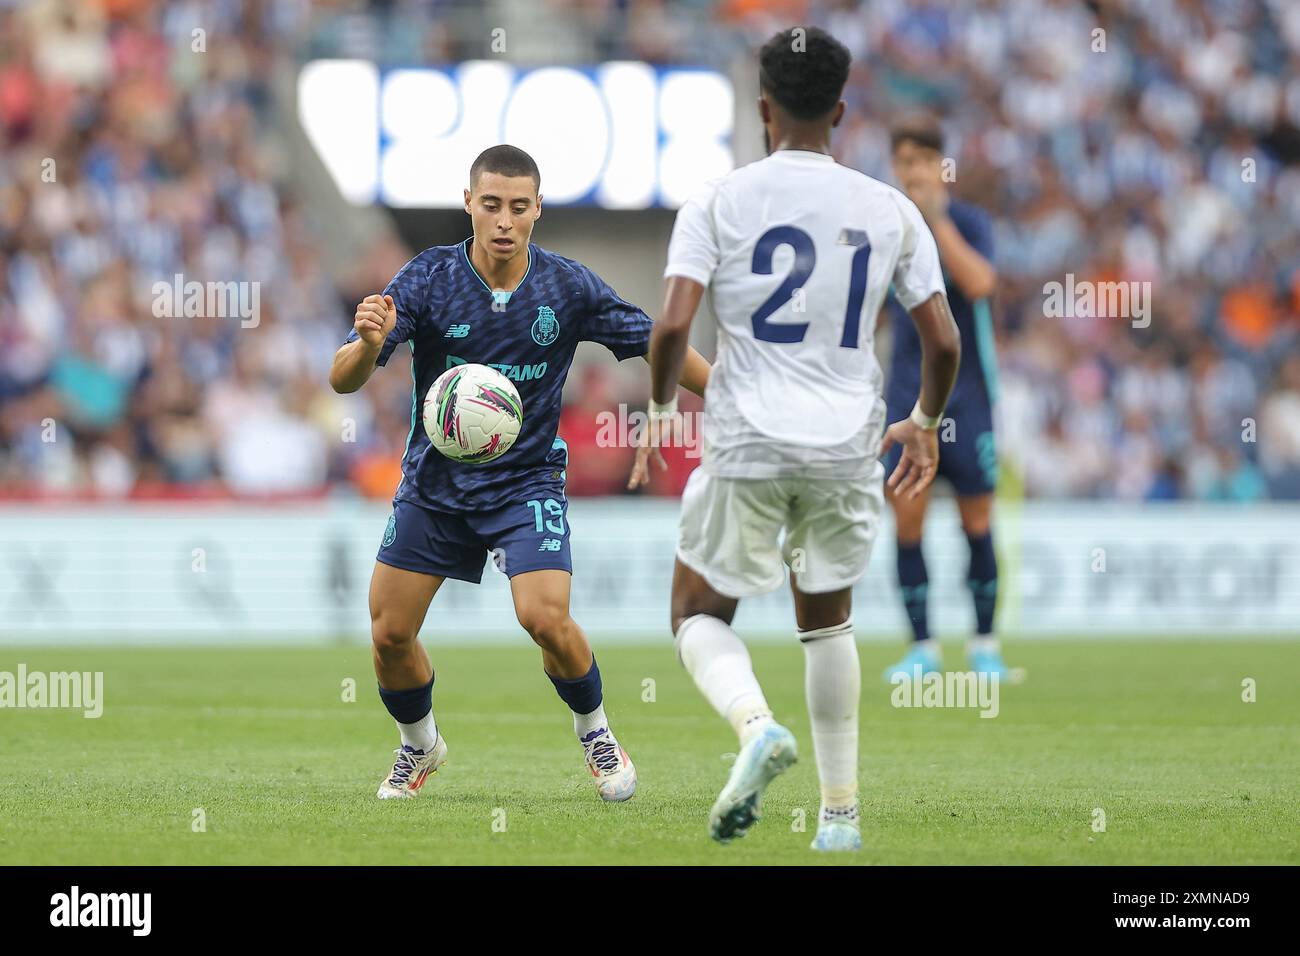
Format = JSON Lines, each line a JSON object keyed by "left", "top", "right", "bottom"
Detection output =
{"left": 538, "top": 538, "right": 562, "bottom": 552}
{"left": 444, "top": 324, "right": 471, "bottom": 338}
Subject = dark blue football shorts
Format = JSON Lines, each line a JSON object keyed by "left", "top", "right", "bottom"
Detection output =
{"left": 376, "top": 495, "right": 572, "bottom": 583}
{"left": 884, "top": 396, "right": 998, "bottom": 497}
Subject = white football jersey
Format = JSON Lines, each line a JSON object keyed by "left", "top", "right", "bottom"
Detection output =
{"left": 665, "top": 149, "right": 945, "bottom": 478}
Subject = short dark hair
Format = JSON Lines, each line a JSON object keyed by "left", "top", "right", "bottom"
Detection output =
{"left": 890, "top": 117, "right": 945, "bottom": 154}
{"left": 758, "top": 27, "right": 851, "bottom": 121}
{"left": 470, "top": 144, "right": 540, "bottom": 192}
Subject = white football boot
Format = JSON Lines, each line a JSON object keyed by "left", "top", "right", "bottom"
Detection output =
{"left": 376, "top": 736, "right": 448, "bottom": 799}
{"left": 708, "top": 723, "right": 798, "bottom": 843}
{"left": 581, "top": 727, "right": 637, "bottom": 802}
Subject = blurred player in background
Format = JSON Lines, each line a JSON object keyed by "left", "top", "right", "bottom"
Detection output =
{"left": 330, "top": 146, "right": 710, "bottom": 803}
{"left": 637, "top": 27, "right": 960, "bottom": 851}
{"left": 881, "top": 119, "right": 1012, "bottom": 682}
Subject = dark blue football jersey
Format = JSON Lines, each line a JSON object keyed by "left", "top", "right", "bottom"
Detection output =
{"left": 886, "top": 199, "right": 998, "bottom": 411}
{"left": 346, "top": 238, "right": 652, "bottom": 514}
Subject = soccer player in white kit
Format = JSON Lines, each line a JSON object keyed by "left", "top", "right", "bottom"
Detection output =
{"left": 632, "top": 27, "right": 961, "bottom": 851}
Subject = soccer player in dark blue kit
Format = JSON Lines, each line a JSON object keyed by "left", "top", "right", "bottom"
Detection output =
{"left": 330, "top": 145, "right": 710, "bottom": 801}
{"left": 880, "top": 120, "right": 1014, "bottom": 681}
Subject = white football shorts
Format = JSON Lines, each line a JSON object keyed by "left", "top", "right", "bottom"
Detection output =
{"left": 676, "top": 465, "right": 885, "bottom": 598}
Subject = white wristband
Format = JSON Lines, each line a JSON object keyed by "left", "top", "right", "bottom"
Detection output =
{"left": 909, "top": 399, "right": 943, "bottom": 431}
{"left": 648, "top": 395, "right": 678, "bottom": 421}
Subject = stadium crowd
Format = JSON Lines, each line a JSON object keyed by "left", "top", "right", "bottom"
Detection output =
{"left": 2, "top": 0, "right": 1298, "bottom": 500}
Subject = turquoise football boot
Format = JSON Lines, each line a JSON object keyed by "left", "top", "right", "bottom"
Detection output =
{"left": 882, "top": 641, "right": 942, "bottom": 682}
{"left": 967, "top": 642, "right": 1011, "bottom": 681}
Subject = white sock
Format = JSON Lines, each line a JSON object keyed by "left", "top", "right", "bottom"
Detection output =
{"left": 968, "top": 636, "right": 999, "bottom": 655}
{"left": 397, "top": 709, "right": 438, "bottom": 752}
{"left": 800, "top": 619, "right": 859, "bottom": 811}
{"left": 676, "top": 614, "right": 774, "bottom": 744}
{"left": 820, "top": 803, "right": 860, "bottom": 825}
{"left": 573, "top": 703, "right": 609, "bottom": 739}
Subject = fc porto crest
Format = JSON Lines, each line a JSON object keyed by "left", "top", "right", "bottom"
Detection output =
{"left": 382, "top": 513, "right": 397, "bottom": 548}
{"left": 531, "top": 305, "right": 559, "bottom": 346}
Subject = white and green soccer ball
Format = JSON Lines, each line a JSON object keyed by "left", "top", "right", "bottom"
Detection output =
{"left": 423, "top": 363, "right": 523, "bottom": 464}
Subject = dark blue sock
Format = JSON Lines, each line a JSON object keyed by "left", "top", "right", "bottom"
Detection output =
{"left": 966, "top": 531, "right": 998, "bottom": 635}
{"left": 378, "top": 676, "right": 434, "bottom": 725}
{"left": 896, "top": 541, "right": 930, "bottom": 643}
{"left": 548, "top": 656, "right": 603, "bottom": 716}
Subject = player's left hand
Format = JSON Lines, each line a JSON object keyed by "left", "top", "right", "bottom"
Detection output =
{"left": 907, "top": 182, "right": 948, "bottom": 223}
{"left": 880, "top": 418, "right": 939, "bottom": 500}
{"left": 627, "top": 416, "right": 671, "bottom": 490}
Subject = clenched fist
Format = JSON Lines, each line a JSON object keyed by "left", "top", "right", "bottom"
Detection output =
{"left": 354, "top": 294, "right": 396, "bottom": 348}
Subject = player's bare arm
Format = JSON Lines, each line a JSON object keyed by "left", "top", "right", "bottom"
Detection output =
{"left": 648, "top": 276, "right": 705, "bottom": 402}
{"left": 628, "top": 277, "right": 708, "bottom": 489}
{"left": 880, "top": 291, "right": 960, "bottom": 500}
{"left": 925, "top": 213, "right": 997, "bottom": 300}
{"left": 658, "top": 344, "right": 710, "bottom": 398}
{"left": 329, "top": 293, "right": 397, "bottom": 393}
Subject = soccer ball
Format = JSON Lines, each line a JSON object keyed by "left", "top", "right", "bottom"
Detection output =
{"left": 423, "top": 363, "right": 523, "bottom": 464}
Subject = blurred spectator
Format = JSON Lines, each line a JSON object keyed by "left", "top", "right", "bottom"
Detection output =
{"left": 1258, "top": 355, "right": 1300, "bottom": 498}
{"left": 1, "top": 0, "right": 1298, "bottom": 503}
{"left": 812, "top": 0, "right": 1300, "bottom": 501}
{"left": 558, "top": 364, "right": 635, "bottom": 496}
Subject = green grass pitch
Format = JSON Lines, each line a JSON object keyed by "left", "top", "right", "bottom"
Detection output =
{"left": 1, "top": 640, "right": 1296, "bottom": 865}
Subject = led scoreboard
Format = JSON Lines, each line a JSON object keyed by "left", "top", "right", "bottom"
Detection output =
{"left": 298, "top": 60, "right": 735, "bottom": 209}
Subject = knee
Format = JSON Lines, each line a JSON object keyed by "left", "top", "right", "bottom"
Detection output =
{"left": 671, "top": 600, "right": 733, "bottom": 637}
{"left": 670, "top": 609, "right": 696, "bottom": 636}
{"left": 516, "top": 600, "right": 570, "bottom": 649}
{"left": 671, "top": 594, "right": 717, "bottom": 637}
{"left": 670, "top": 599, "right": 693, "bottom": 637}
{"left": 670, "top": 581, "right": 735, "bottom": 636}
{"left": 794, "top": 596, "right": 852, "bottom": 633}
{"left": 371, "top": 610, "right": 418, "bottom": 661}
{"left": 892, "top": 510, "right": 925, "bottom": 545}
{"left": 961, "top": 515, "right": 992, "bottom": 537}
